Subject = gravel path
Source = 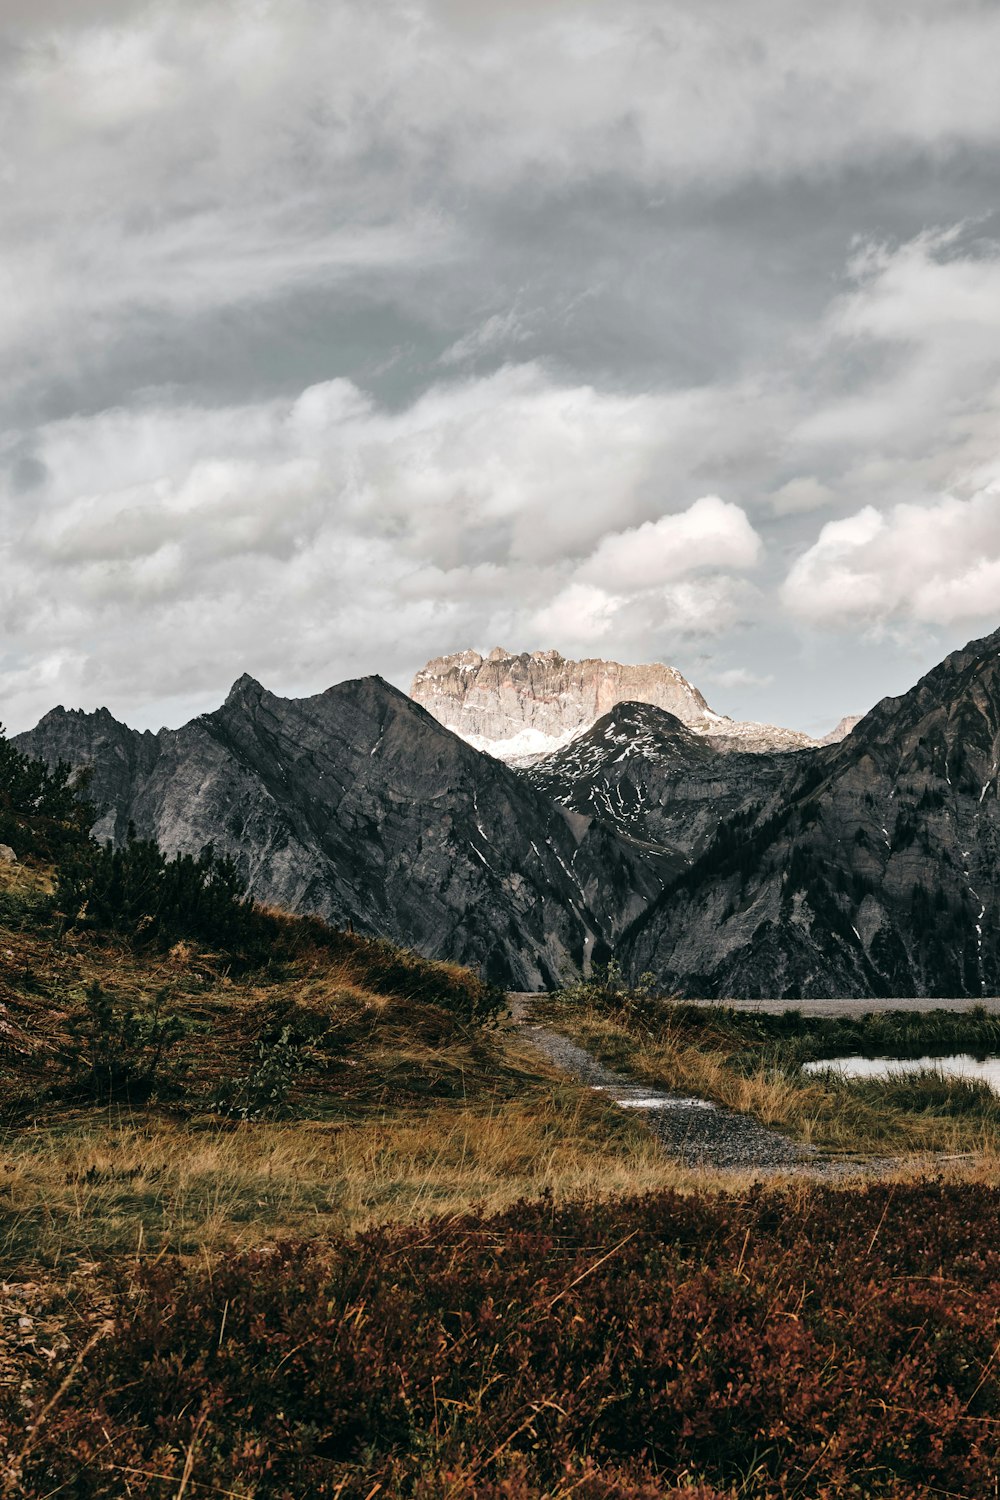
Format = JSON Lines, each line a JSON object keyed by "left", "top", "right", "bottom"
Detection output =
{"left": 519, "top": 1018, "right": 809, "bottom": 1171}
{"left": 507, "top": 994, "right": 906, "bottom": 1176}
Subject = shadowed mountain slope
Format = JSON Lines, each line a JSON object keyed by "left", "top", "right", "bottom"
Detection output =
{"left": 518, "top": 701, "right": 802, "bottom": 860}
{"left": 620, "top": 628, "right": 1000, "bottom": 1000}
{"left": 15, "top": 675, "right": 666, "bottom": 989}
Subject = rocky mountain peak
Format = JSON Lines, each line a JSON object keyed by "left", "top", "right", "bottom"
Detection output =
{"left": 224, "top": 673, "right": 267, "bottom": 707}
{"left": 821, "top": 715, "right": 862, "bottom": 745}
{"left": 411, "top": 646, "right": 821, "bottom": 761}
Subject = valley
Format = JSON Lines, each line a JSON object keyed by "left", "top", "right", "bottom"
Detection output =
{"left": 3, "top": 693, "right": 1000, "bottom": 1497}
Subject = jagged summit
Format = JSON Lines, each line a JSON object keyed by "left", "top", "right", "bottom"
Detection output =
{"left": 621, "top": 623, "right": 1000, "bottom": 999}
{"left": 821, "top": 715, "right": 862, "bottom": 745}
{"left": 411, "top": 646, "right": 819, "bottom": 761}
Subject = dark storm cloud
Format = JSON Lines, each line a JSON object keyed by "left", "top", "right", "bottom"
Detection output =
{"left": 3, "top": 0, "right": 1000, "bottom": 736}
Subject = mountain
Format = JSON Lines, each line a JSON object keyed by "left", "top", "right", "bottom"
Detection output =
{"left": 14, "top": 675, "right": 666, "bottom": 990}
{"left": 821, "top": 715, "right": 863, "bottom": 745}
{"left": 14, "top": 629, "right": 999, "bottom": 1000}
{"left": 620, "top": 627, "right": 1000, "bottom": 1000}
{"left": 518, "top": 701, "right": 799, "bottom": 859}
{"left": 411, "top": 647, "right": 819, "bottom": 760}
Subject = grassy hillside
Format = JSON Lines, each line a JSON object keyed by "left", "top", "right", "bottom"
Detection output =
{"left": 0, "top": 855, "right": 702, "bottom": 1263}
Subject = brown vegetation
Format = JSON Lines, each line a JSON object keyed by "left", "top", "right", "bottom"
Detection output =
{"left": 6, "top": 1182, "right": 1000, "bottom": 1497}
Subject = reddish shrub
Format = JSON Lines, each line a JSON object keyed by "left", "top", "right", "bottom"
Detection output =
{"left": 6, "top": 1182, "right": 1000, "bottom": 1497}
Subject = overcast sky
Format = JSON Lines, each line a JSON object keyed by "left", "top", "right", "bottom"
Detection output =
{"left": 3, "top": 0, "right": 1000, "bottom": 736}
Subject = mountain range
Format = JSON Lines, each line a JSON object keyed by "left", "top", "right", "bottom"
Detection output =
{"left": 14, "top": 673, "right": 664, "bottom": 989}
{"left": 12, "top": 629, "right": 1000, "bottom": 998}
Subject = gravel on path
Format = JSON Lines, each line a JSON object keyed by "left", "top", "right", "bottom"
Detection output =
{"left": 520, "top": 1019, "right": 808, "bottom": 1171}
{"left": 507, "top": 994, "right": 904, "bottom": 1177}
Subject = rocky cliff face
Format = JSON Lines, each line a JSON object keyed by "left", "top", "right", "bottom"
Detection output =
{"left": 620, "top": 628, "right": 1000, "bottom": 999}
{"left": 15, "top": 675, "right": 666, "bottom": 990}
{"left": 518, "top": 702, "right": 800, "bottom": 860}
{"left": 411, "top": 647, "right": 713, "bottom": 758}
{"left": 411, "top": 647, "right": 819, "bottom": 759}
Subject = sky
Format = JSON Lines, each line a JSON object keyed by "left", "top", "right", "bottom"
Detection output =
{"left": 3, "top": 0, "right": 1000, "bottom": 737}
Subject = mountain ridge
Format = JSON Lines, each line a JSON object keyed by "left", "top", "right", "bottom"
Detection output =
{"left": 14, "top": 673, "right": 667, "bottom": 989}
{"left": 619, "top": 625, "right": 1000, "bottom": 998}
{"left": 411, "top": 646, "right": 831, "bottom": 760}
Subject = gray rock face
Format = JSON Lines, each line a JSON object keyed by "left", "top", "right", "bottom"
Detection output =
{"left": 518, "top": 701, "right": 798, "bottom": 861}
{"left": 820, "top": 715, "right": 863, "bottom": 745}
{"left": 13, "top": 627, "right": 1000, "bottom": 999}
{"left": 411, "top": 646, "right": 820, "bottom": 758}
{"left": 0, "top": 845, "right": 16, "bottom": 865}
{"left": 411, "top": 647, "right": 713, "bottom": 757}
{"left": 620, "top": 627, "right": 1000, "bottom": 1000}
{"left": 14, "top": 674, "right": 666, "bottom": 990}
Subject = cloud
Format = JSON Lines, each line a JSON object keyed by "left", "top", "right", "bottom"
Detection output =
{"left": 787, "top": 229, "right": 1000, "bottom": 503}
{"left": 579, "top": 496, "right": 762, "bottom": 590}
{"left": 706, "top": 667, "right": 775, "bottom": 690}
{"left": 6, "top": 4, "right": 1000, "bottom": 738}
{"left": 533, "top": 583, "right": 621, "bottom": 645}
{"left": 782, "top": 487, "right": 1000, "bottom": 628}
{"left": 439, "top": 309, "right": 531, "bottom": 366}
{"left": 8, "top": 2, "right": 1000, "bottom": 420}
{"left": 533, "top": 494, "right": 764, "bottom": 656}
{"left": 0, "top": 366, "right": 764, "bottom": 729}
{"left": 769, "top": 476, "right": 835, "bottom": 517}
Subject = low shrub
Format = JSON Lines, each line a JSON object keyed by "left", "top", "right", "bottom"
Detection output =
{"left": 58, "top": 980, "right": 188, "bottom": 1104}
{"left": 55, "top": 832, "right": 267, "bottom": 955}
{"left": 7, "top": 1181, "right": 1000, "bottom": 1497}
{"left": 55, "top": 836, "right": 504, "bottom": 1022}
{"left": 210, "top": 1025, "right": 308, "bottom": 1119}
{"left": 0, "top": 724, "right": 90, "bottom": 861}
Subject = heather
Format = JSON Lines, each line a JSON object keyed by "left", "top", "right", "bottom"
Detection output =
{"left": 7, "top": 1181, "right": 1000, "bottom": 1497}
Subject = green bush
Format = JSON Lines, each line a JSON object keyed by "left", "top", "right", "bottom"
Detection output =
{"left": 557, "top": 959, "right": 672, "bottom": 1032}
{"left": 0, "top": 723, "right": 90, "bottom": 860}
{"left": 59, "top": 981, "right": 187, "bottom": 1104}
{"left": 211, "top": 1026, "right": 309, "bottom": 1119}
{"left": 56, "top": 829, "right": 269, "bottom": 956}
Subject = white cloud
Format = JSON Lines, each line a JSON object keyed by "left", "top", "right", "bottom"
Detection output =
{"left": 787, "top": 230, "right": 1000, "bottom": 506}
{"left": 707, "top": 667, "right": 775, "bottom": 690}
{"left": 0, "top": 365, "right": 763, "bottom": 730}
{"left": 769, "top": 476, "right": 835, "bottom": 517}
{"left": 783, "top": 487, "right": 1000, "bottom": 628}
{"left": 533, "top": 582, "right": 621, "bottom": 645}
{"left": 579, "top": 496, "right": 762, "bottom": 590}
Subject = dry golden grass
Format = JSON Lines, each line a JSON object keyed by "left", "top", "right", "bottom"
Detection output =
{"left": 3, "top": 856, "right": 994, "bottom": 1281}
{"left": 0, "top": 1066, "right": 755, "bottom": 1265}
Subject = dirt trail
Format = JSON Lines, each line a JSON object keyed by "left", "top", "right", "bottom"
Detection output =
{"left": 507, "top": 994, "right": 897, "bottom": 1177}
